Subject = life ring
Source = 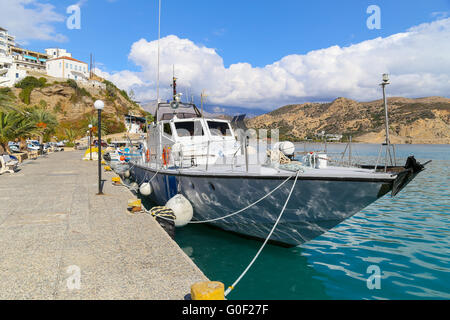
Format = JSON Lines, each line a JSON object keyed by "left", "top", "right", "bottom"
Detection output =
{"left": 146, "top": 149, "right": 150, "bottom": 162}
{"left": 162, "top": 147, "right": 170, "bottom": 165}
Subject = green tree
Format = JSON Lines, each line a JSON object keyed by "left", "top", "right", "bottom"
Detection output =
{"left": 15, "top": 76, "right": 48, "bottom": 105}
{"left": 64, "top": 127, "right": 78, "bottom": 144}
{"left": 0, "top": 88, "right": 17, "bottom": 112}
{"left": 0, "top": 111, "right": 36, "bottom": 153}
{"left": 84, "top": 114, "right": 107, "bottom": 136}
{"left": 27, "top": 108, "right": 58, "bottom": 143}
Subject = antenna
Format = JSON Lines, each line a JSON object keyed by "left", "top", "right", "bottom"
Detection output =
{"left": 171, "top": 65, "right": 177, "bottom": 100}
{"left": 200, "top": 90, "right": 207, "bottom": 116}
{"left": 156, "top": 0, "right": 161, "bottom": 103}
{"left": 374, "top": 73, "right": 396, "bottom": 172}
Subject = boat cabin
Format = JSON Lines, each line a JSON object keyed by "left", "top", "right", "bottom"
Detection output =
{"left": 147, "top": 102, "right": 239, "bottom": 167}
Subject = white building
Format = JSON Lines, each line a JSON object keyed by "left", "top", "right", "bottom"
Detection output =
{"left": 0, "top": 27, "right": 9, "bottom": 56}
{"left": 45, "top": 48, "right": 72, "bottom": 59}
{"left": 46, "top": 56, "right": 89, "bottom": 82}
{"left": 10, "top": 47, "right": 48, "bottom": 73}
{"left": 0, "top": 55, "right": 27, "bottom": 87}
{"left": 0, "top": 27, "right": 26, "bottom": 87}
{"left": 0, "top": 27, "right": 15, "bottom": 55}
{"left": 1, "top": 26, "right": 90, "bottom": 86}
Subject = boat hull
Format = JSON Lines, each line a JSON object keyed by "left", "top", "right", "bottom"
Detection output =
{"left": 130, "top": 164, "right": 392, "bottom": 247}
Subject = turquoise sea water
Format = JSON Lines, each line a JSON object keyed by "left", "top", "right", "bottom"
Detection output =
{"left": 173, "top": 144, "right": 450, "bottom": 300}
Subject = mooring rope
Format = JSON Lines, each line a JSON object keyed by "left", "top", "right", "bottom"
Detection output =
{"left": 140, "top": 172, "right": 298, "bottom": 225}
{"left": 115, "top": 168, "right": 159, "bottom": 190}
{"left": 224, "top": 169, "right": 301, "bottom": 297}
{"left": 128, "top": 166, "right": 302, "bottom": 297}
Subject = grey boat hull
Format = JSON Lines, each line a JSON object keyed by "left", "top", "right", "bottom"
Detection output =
{"left": 130, "top": 164, "right": 394, "bottom": 247}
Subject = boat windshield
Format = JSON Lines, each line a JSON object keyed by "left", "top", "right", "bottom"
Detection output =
{"left": 174, "top": 121, "right": 204, "bottom": 137}
{"left": 207, "top": 120, "right": 232, "bottom": 136}
{"left": 156, "top": 102, "right": 202, "bottom": 121}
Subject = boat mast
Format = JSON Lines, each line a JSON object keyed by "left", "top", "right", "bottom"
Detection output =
{"left": 200, "top": 90, "right": 207, "bottom": 117}
{"left": 157, "top": 0, "right": 162, "bottom": 168}
{"left": 380, "top": 73, "right": 394, "bottom": 170}
{"left": 156, "top": 0, "right": 161, "bottom": 104}
{"left": 381, "top": 73, "right": 390, "bottom": 148}
{"left": 172, "top": 65, "right": 177, "bottom": 100}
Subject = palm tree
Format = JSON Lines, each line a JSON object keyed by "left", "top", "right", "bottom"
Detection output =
{"left": 27, "top": 108, "right": 58, "bottom": 144}
{"left": 0, "top": 88, "right": 18, "bottom": 112}
{"left": 85, "top": 114, "right": 107, "bottom": 136}
{"left": 0, "top": 111, "right": 36, "bottom": 153}
{"left": 64, "top": 128, "right": 78, "bottom": 144}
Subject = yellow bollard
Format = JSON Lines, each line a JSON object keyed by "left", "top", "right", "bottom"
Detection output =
{"left": 127, "top": 199, "right": 142, "bottom": 212}
{"left": 101, "top": 160, "right": 106, "bottom": 165}
{"left": 104, "top": 165, "right": 111, "bottom": 171}
{"left": 191, "top": 281, "right": 225, "bottom": 300}
{"left": 112, "top": 176, "right": 121, "bottom": 185}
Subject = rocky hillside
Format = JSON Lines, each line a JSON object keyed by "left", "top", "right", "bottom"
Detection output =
{"left": 7, "top": 75, "right": 146, "bottom": 139}
{"left": 246, "top": 96, "right": 450, "bottom": 144}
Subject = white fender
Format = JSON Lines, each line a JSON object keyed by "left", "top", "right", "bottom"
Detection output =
{"left": 165, "top": 194, "right": 193, "bottom": 227}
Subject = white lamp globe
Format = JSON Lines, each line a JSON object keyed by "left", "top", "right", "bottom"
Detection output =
{"left": 94, "top": 100, "right": 104, "bottom": 110}
{"left": 88, "top": 124, "right": 93, "bottom": 129}
{"left": 382, "top": 73, "right": 389, "bottom": 82}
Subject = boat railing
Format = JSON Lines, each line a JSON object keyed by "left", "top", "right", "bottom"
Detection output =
{"left": 138, "top": 138, "right": 268, "bottom": 173}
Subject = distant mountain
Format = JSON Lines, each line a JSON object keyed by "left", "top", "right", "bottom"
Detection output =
{"left": 246, "top": 96, "right": 450, "bottom": 144}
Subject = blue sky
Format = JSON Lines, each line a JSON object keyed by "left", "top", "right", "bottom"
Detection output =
{"left": 1, "top": 0, "right": 450, "bottom": 112}
{"left": 25, "top": 0, "right": 449, "bottom": 70}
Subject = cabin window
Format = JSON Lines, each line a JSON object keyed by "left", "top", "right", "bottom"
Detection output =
{"left": 207, "top": 121, "right": 232, "bottom": 136}
{"left": 163, "top": 123, "right": 172, "bottom": 136}
{"left": 175, "top": 121, "right": 204, "bottom": 137}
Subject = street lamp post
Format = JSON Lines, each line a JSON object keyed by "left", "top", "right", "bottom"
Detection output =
{"left": 88, "top": 124, "right": 93, "bottom": 160}
{"left": 94, "top": 100, "right": 105, "bottom": 195}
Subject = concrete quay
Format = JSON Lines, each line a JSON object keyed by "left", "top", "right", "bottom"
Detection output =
{"left": 0, "top": 151, "right": 208, "bottom": 299}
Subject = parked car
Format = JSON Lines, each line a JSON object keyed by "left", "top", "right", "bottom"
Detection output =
{"left": 26, "top": 140, "right": 40, "bottom": 151}
{"left": 8, "top": 142, "right": 21, "bottom": 153}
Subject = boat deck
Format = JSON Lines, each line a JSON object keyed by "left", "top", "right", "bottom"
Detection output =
{"left": 134, "top": 161, "right": 397, "bottom": 182}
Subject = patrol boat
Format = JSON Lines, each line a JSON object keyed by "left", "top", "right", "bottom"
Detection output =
{"left": 127, "top": 79, "right": 427, "bottom": 247}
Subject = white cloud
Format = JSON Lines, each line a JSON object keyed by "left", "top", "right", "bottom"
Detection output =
{"left": 431, "top": 11, "right": 449, "bottom": 19}
{"left": 0, "top": 0, "right": 66, "bottom": 43}
{"left": 94, "top": 67, "right": 145, "bottom": 91}
{"left": 98, "top": 18, "right": 450, "bottom": 110}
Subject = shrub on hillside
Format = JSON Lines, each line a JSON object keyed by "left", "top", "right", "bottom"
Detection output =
{"left": 15, "top": 76, "right": 48, "bottom": 104}
{"left": 67, "top": 79, "right": 92, "bottom": 103}
{"left": 15, "top": 76, "right": 46, "bottom": 90}
{"left": 19, "top": 87, "right": 33, "bottom": 104}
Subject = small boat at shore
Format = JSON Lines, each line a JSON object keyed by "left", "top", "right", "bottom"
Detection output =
{"left": 104, "top": 140, "right": 143, "bottom": 168}
{"left": 124, "top": 79, "right": 429, "bottom": 247}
